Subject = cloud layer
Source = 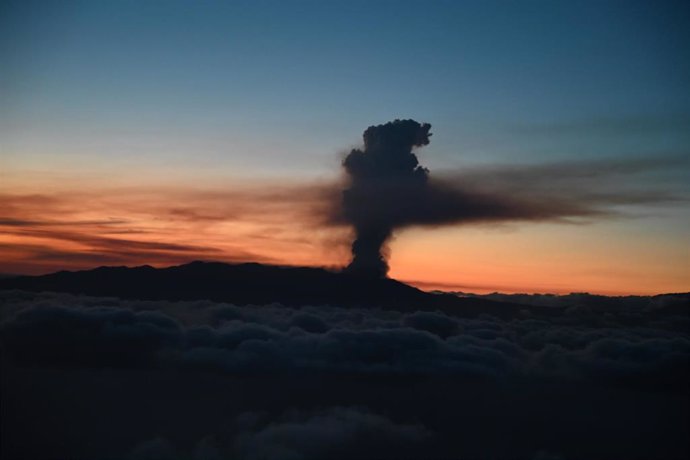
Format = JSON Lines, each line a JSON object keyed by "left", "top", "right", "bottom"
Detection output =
{"left": 2, "top": 290, "right": 687, "bottom": 384}
{"left": 1, "top": 290, "right": 688, "bottom": 460}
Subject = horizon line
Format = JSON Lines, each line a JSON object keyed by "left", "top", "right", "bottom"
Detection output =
{"left": 2, "top": 260, "right": 686, "bottom": 298}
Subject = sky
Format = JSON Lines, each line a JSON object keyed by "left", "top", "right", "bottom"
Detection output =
{"left": 1, "top": 0, "right": 689, "bottom": 294}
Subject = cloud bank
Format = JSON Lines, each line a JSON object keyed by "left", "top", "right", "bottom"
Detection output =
{"left": 2, "top": 290, "right": 687, "bottom": 384}
{"left": 1, "top": 290, "right": 688, "bottom": 460}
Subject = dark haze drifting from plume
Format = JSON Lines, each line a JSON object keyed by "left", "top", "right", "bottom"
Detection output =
{"left": 338, "top": 120, "right": 684, "bottom": 278}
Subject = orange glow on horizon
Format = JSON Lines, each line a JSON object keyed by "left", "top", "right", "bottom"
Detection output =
{"left": 388, "top": 226, "right": 689, "bottom": 295}
{"left": 0, "top": 177, "right": 688, "bottom": 296}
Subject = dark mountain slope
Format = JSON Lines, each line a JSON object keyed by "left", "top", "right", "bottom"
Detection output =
{"left": 0, "top": 261, "right": 540, "bottom": 317}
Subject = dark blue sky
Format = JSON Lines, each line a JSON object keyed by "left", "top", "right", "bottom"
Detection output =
{"left": 2, "top": 0, "right": 689, "bottom": 174}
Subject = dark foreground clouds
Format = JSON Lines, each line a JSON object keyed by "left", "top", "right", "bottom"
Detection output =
{"left": 2, "top": 290, "right": 688, "bottom": 383}
{"left": 123, "top": 406, "right": 429, "bottom": 460}
{"left": 230, "top": 407, "right": 430, "bottom": 460}
{"left": 1, "top": 290, "right": 688, "bottom": 459}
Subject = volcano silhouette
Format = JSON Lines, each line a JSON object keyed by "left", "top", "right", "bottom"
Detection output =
{"left": 0, "top": 261, "right": 552, "bottom": 318}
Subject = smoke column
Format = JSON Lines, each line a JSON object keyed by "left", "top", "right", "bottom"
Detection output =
{"left": 338, "top": 119, "right": 680, "bottom": 279}
{"left": 342, "top": 119, "right": 432, "bottom": 278}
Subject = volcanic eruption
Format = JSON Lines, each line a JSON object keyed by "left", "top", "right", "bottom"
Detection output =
{"left": 342, "top": 119, "right": 432, "bottom": 278}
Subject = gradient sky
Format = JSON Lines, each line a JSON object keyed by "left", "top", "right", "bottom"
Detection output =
{"left": 1, "top": 0, "right": 689, "bottom": 294}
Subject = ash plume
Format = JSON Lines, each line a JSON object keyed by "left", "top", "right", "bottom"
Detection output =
{"left": 342, "top": 119, "right": 432, "bottom": 277}
{"left": 339, "top": 120, "right": 683, "bottom": 278}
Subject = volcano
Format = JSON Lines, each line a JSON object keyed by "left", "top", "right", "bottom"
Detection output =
{"left": 0, "top": 261, "right": 547, "bottom": 318}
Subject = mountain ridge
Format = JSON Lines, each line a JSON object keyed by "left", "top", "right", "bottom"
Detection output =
{"left": 0, "top": 261, "right": 543, "bottom": 318}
